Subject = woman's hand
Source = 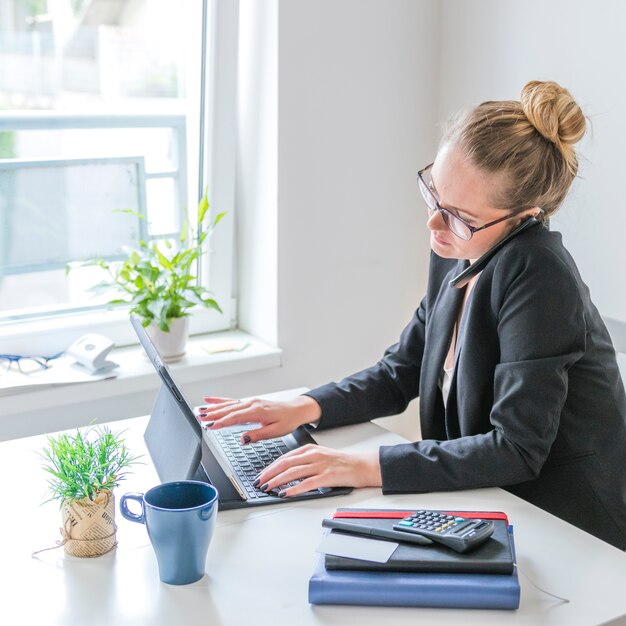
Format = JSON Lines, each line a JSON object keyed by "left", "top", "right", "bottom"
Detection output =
{"left": 197, "top": 395, "right": 322, "bottom": 444}
{"left": 253, "top": 446, "right": 382, "bottom": 498}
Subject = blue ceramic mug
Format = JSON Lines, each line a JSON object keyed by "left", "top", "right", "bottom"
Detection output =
{"left": 120, "top": 480, "right": 219, "bottom": 585}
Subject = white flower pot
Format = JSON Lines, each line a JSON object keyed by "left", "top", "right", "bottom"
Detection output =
{"left": 147, "top": 317, "right": 189, "bottom": 362}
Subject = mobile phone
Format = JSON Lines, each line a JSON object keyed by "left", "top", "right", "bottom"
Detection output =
{"left": 321, "top": 518, "right": 433, "bottom": 546}
{"left": 449, "top": 217, "right": 542, "bottom": 289}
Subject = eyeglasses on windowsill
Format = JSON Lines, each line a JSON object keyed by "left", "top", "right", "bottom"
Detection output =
{"left": 0, "top": 352, "right": 64, "bottom": 376}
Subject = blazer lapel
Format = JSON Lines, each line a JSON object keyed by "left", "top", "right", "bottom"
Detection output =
{"left": 420, "top": 259, "right": 467, "bottom": 440}
{"left": 446, "top": 272, "right": 480, "bottom": 439}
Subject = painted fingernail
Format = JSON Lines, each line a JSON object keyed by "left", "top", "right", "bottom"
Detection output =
{"left": 252, "top": 478, "right": 260, "bottom": 488}
{"left": 243, "top": 435, "right": 251, "bottom": 444}
{"left": 260, "top": 483, "right": 269, "bottom": 492}
{"left": 198, "top": 406, "right": 208, "bottom": 411}
{"left": 204, "top": 421, "right": 214, "bottom": 427}
{"left": 278, "top": 491, "right": 287, "bottom": 498}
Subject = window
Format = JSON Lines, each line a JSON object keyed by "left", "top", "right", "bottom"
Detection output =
{"left": 0, "top": 0, "right": 237, "bottom": 349}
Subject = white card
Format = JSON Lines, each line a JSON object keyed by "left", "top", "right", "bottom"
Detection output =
{"left": 315, "top": 532, "right": 398, "bottom": 564}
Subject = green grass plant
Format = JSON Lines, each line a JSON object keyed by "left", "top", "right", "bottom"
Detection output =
{"left": 41, "top": 426, "right": 141, "bottom": 505}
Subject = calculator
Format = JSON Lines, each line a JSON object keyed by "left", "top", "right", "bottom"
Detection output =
{"left": 392, "top": 510, "right": 495, "bottom": 553}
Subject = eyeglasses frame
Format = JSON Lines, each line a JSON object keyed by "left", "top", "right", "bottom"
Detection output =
{"left": 417, "top": 162, "right": 538, "bottom": 241}
{"left": 0, "top": 352, "right": 63, "bottom": 375}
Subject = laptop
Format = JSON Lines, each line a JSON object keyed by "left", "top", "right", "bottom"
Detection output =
{"left": 130, "top": 315, "right": 352, "bottom": 510}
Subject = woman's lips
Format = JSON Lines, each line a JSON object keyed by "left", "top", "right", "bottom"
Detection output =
{"left": 432, "top": 233, "right": 450, "bottom": 246}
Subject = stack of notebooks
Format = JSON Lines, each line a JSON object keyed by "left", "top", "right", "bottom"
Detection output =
{"left": 308, "top": 508, "right": 520, "bottom": 610}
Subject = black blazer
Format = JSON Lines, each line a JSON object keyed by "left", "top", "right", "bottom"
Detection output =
{"left": 307, "top": 224, "right": 626, "bottom": 549}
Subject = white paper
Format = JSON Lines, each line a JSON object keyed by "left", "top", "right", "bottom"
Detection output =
{"left": 315, "top": 532, "right": 398, "bottom": 564}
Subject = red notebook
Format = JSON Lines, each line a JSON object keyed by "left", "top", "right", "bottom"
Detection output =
{"left": 332, "top": 509, "right": 509, "bottom": 523}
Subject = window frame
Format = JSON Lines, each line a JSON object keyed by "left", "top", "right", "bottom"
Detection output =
{"left": 0, "top": 0, "right": 240, "bottom": 353}
{"left": 0, "top": 153, "right": 149, "bottom": 277}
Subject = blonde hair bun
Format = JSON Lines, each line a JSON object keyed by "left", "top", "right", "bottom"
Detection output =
{"left": 520, "top": 80, "right": 586, "bottom": 153}
{"left": 443, "top": 79, "right": 586, "bottom": 218}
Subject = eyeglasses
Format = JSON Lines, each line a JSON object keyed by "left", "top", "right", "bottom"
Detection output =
{"left": 0, "top": 352, "right": 63, "bottom": 376}
{"left": 417, "top": 163, "right": 531, "bottom": 241}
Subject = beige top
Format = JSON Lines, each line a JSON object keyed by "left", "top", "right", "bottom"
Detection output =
{"left": 440, "top": 273, "right": 479, "bottom": 407}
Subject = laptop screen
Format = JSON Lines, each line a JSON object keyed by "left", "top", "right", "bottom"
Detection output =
{"left": 130, "top": 315, "right": 203, "bottom": 482}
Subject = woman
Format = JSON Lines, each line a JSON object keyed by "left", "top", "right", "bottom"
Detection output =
{"left": 199, "top": 80, "right": 626, "bottom": 549}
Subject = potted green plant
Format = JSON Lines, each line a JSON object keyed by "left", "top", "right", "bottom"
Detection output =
{"left": 82, "top": 192, "right": 225, "bottom": 360}
{"left": 40, "top": 426, "right": 140, "bottom": 557}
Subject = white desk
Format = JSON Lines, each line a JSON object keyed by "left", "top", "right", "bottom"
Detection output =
{"left": 3, "top": 389, "right": 626, "bottom": 626}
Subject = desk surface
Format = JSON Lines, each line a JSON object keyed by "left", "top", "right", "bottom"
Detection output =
{"left": 2, "top": 389, "right": 626, "bottom": 626}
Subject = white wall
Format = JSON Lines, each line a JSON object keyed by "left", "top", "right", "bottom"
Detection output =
{"left": 274, "top": 0, "right": 435, "bottom": 387}
{"left": 170, "top": 0, "right": 436, "bottom": 432}
{"left": 233, "top": 0, "right": 436, "bottom": 435}
{"left": 438, "top": 0, "right": 626, "bottom": 325}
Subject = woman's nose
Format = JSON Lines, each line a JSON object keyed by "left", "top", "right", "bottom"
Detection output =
{"left": 427, "top": 208, "right": 447, "bottom": 231}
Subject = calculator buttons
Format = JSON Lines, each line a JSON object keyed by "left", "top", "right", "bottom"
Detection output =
{"left": 392, "top": 510, "right": 495, "bottom": 553}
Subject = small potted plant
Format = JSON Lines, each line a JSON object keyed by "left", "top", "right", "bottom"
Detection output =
{"left": 81, "top": 191, "right": 225, "bottom": 360}
{"left": 40, "top": 426, "right": 140, "bottom": 557}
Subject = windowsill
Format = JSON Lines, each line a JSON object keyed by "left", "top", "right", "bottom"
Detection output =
{"left": 0, "top": 329, "right": 282, "bottom": 415}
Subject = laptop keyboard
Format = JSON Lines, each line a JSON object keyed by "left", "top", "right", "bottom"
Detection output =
{"left": 212, "top": 425, "right": 303, "bottom": 499}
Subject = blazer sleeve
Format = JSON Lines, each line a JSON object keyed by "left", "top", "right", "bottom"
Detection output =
{"left": 304, "top": 298, "right": 427, "bottom": 430}
{"left": 379, "top": 244, "right": 586, "bottom": 493}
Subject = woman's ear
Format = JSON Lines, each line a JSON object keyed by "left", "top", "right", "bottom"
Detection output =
{"left": 516, "top": 207, "right": 544, "bottom": 224}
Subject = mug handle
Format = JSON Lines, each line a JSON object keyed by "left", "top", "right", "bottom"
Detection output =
{"left": 119, "top": 493, "right": 146, "bottom": 524}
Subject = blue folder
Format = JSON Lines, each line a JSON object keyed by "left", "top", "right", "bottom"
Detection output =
{"left": 308, "top": 526, "right": 520, "bottom": 609}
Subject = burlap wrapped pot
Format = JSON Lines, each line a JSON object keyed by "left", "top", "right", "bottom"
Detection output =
{"left": 60, "top": 490, "right": 117, "bottom": 557}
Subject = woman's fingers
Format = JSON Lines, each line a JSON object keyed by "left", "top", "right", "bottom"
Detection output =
{"left": 197, "top": 398, "right": 240, "bottom": 414}
{"left": 259, "top": 463, "right": 313, "bottom": 493}
{"left": 280, "top": 476, "right": 325, "bottom": 498}
{"left": 197, "top": 399, "right": 251, "bottom": 422}
{"left": 202, "top": 396, "right": 235, "bottom": 404}
{"left": 255, "top": 445, "right": 317, "bottom": 484}
{"left": 254, "top": 447, "right": 382, "bottom": 497}
{"left": 197, "top": 398, "right": 307, "bottom": 444}
{"left": 258, "top": 457, "right": 333, "bottom": 498}
{"left": 200, "top": 401, "right": 293, "bottom": 437}
{"left": 203, "top": 404, "right": 257, "bottom": 429}
{"left": 239, "top": 422, "right": 288, "bottom": 444}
